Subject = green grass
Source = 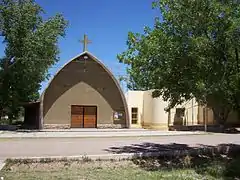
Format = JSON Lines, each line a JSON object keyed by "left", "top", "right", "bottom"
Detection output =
{"left": 1, "top": 154, "right": 240, "bottom": 180}
{"left": 0, "top": 161, "right": 215, "bottom": 180}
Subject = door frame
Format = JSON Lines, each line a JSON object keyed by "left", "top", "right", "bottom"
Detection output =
{"left": 71, "top": 105, "right": 97, "bottom": 128}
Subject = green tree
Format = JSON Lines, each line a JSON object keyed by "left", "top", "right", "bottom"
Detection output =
{"left": 0, "top": 0, "right": 68, "bottom": 123}
{"left": 118, "top": 0, "right": 240, "bottom": 125}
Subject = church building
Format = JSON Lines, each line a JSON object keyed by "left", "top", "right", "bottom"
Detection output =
{"left": 24, "top": 35, "right": 239, "bottom": 130}
{"left": 126, "top": 90, "right": 240, "bottom": 130}
{"left": 24, "top": 35, "right": 129, "bottom": 129}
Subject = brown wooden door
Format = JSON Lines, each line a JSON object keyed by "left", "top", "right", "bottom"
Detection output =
{"left": 83, "top": 106, "right": 97, "bottom": 128}
{"left": 71, "top": 105, "right": 97, "bottom": 128}
{"left": 71, "top": 105, "right": 84, "bottom": 128}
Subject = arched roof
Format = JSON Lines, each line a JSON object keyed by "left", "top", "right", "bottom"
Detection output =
{"left": 39, "top": 51, "right": 129, "bottom": 128}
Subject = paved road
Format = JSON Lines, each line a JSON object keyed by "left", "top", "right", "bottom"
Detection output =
{"left": 0, "top": 134, "right": 240, "bottom": 159}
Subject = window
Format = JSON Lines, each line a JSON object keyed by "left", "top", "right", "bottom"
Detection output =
{"left": 176, "top": 108, "right": 185, "bottom": 118}
{"left": 173, "top": 108, "right": 185, "bottom": 125}
{"left": 131, "top": 108, "right": 138, "bottom": 124}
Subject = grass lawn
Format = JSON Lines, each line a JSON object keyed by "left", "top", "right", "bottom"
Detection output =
{"left": 1, "top": 154, "right": 240, "bottom": 180}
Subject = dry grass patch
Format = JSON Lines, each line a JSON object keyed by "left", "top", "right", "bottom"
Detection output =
{"left": 1, "top": 152, "right": 240, "bottom": 180}
{"left": 0, "top": 159, "right": 225, "bottom": 180}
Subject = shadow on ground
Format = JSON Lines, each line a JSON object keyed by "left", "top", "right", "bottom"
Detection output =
{"left": 106, "top": 142, "right": 196, "bottom": 154}
{"left": 169, "top": 125, "right": 240, "bottom": 134}
{"left": 223, "top": 127, "right": 240, "bottom": 134}
{"left": 106, "top": 143, "right": 240, "bottom": 179}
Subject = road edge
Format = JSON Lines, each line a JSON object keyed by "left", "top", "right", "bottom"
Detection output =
{"left": 0, "top": 132, "right": 210, "bottom": 139}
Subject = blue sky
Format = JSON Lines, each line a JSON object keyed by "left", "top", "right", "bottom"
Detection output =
{"left": 0, "top": 0, "right": 159, "bottom": 93}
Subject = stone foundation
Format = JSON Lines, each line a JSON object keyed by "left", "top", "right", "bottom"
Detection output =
{"left": 97, "top": 124, "right": 125, "bottom": 129}
{"left": 43, "top": 124, "right": 70, "bottom": 129}
{"left": 43, "top": 124, "right": 127, "bottom": 129}
{"left": 150, "top": 123, "right": 168, "bottom": 130}
{"left": 142, "top": 122, "right": 168, "bottom": 130}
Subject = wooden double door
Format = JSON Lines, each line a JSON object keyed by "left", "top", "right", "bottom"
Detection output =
{"left": 71, "top": 105, "right": 97, "bottom": 128}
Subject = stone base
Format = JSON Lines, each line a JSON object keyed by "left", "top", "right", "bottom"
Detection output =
{"left": 43, "top": 124, "right": 70, "bottom": 129}
{"left": 97, "top": 124, "right": 126, "bottom": 129}
{"left": 142, "top": 123, "right": 151, "bottom": 129}
{"left": 43, "top": 124, "right": 127, "bottom": 129}
{"left": 130, "top": 124, "right": 143, "bottom": 129}
{"left": 142, "top": 122, "right": 168, "bottom": 131}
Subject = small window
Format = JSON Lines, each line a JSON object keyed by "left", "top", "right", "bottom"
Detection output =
{"left": 176, "top": 108, "right": 185, "bottom": 118}
{"left": 131, "top": 107, "right": 138, "bottom": 124}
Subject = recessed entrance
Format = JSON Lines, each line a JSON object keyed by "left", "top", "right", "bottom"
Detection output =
{"left": 71, "top": 105, "right": 97, "bottom": 128}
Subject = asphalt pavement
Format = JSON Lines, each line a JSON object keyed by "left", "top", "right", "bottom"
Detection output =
{"left": 0, "top": 133, "right": 239, "bottom": 160}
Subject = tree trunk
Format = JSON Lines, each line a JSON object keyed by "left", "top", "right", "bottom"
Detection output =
{"left": 8, "top": 118, "right": 13, "bottom": 125}
{"left": 0, "top": 105, "right": 4, "bottom": 123}
{"left": 212, "top": 106, "right": 230, "bottom": 132}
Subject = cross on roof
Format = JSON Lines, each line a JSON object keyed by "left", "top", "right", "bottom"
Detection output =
{"left": 80, "top": 34, "right": 92, "bottom": 52}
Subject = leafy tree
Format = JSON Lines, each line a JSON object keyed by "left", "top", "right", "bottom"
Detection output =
{"left": 118, "top": 0, "right": 240, "bottom": 125}
{"left": 0, "top": 0, "right": 68, "bottom": 123}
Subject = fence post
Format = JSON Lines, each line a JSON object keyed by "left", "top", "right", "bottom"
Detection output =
{"left": 204, "top": 108, "right": 208, "bottom": 132}
{"left": 168, "top": 109, "right": 171, "bottom": 128}
{"left": 192, "top": 99, "right": 194, "bottom": 125}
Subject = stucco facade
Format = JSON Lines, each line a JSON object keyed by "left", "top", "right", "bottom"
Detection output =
{"left": 126, "top": 91, "right": 239, "bottom": 130}
{"left": 125, "top": 90, "right": 169, "bottom": 130}
{"left": 169, "top": 99, "right": 239, "bottom": 126}
{"left": 38, "top": 51, "right": 129, "bottom": 129}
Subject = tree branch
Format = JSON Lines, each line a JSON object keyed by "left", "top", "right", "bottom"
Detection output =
{"left": 235, "top": 47, "right": 239, "bottom": 72}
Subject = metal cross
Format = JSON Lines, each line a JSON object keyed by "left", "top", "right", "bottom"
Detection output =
{"left": 80, "top": 34, "right": 92, "bottom": 52}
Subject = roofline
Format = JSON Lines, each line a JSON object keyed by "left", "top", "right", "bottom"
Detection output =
{"left": 40, "top": 51, "right": 89, "bottom": 99}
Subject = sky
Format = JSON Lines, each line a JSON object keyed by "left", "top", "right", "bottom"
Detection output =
{"left": 0, "top": 0, "right": 159, "bottom": 93}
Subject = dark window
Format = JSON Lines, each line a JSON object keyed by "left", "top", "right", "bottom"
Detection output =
{"left": 131, "top": 107, "right": 138, "bottom": 124}
{"left": 176, "top": 108, "right": 185, "bottom": 118}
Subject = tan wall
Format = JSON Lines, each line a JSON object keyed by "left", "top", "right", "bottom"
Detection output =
{"left": 126, "top": 90, "right": 169, "bottom": 130}
{"left": 198, "top": 107, "right": 238, "bottom": 125}
{"left": 44, "top": 82, "right": 113, "bottom": 125}
{"left": 177, "top": 99, "right": 199, "bottom": 125}
{"left": 151, "top": 96, "right": 169, "bottom": 129}
{"left": 185, "top": 99, "right": 199, "bottom": 125}
{"left": 197, "top": 106, "right": 215, "bottom": 125}
{"left": 170, "top": 100, "right": 215, "bottom": 126}
{"left": 142, "top": 91, "right": 153, "bottom": 126}
{"left": 126, "top": 90, "right": 240, "bottom": 129}
{"left": 42, "top": 53, "right": 127, "bottom": 127}
{"left": 170, "top": 99, "right": 239, "bottom": 126}
{"left": 125, "top": 91, "right": 144, "bottom": 127}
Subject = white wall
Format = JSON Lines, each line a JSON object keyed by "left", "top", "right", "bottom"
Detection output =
{"left": 127, "top": 91, "right": 240, "bottom": 128}
{"left": 182, "top": 99, "right": 199, "bottom": 125}
{"left": 125, "top": 91, "right": 144, "bottom": 127}
{"left": 142, "top": 91, "right": 153, "bottom": 126}
{"left": 126, "top": 90, "right": 169, "bottom": 129}
{"left": 151, "top": 96, "right": 169, "bottom": 128}
{"left": 169, "top": 99, "right": 199, "bottom": 125}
